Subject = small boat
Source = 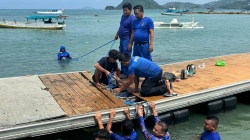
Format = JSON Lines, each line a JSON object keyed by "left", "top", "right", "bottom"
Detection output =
{"left": 33, "top": 9, "right": 63, "bottom": 15}
{"left": 154, "top": 18, "right": 204, "bottom": 29}
{"left": 0, "top": 14, "right": 67, "bottom": 30}
{"left": 161, "top": 8, "right": 183, "bottom": 16}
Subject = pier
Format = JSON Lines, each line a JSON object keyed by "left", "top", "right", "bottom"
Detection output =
{"left": 0, "top": 53, "right": 250, "bottom": 139}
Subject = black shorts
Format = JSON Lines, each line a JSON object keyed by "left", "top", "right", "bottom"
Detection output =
{"left": 92, "top": 74, "right": 108, "bottom": 85}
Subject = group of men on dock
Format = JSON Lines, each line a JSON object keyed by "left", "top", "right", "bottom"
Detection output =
{"left": 91, "top": 3, "right": 221, "bottom": 140}
{"left": 92, "top": 3, "right": 177, "bottom": 98}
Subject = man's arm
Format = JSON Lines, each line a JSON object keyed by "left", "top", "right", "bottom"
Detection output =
{"left": 128, "top": 30, "right": 134, "bottom": 52}
{"left": 106, "top": 109, "right": 116, "bottom": 133}
{"left": 134, "top": 75, "right": 139, "bottom": 92}
{"left": 150, "top": 102, "right": 157, "bottom": 116}
{"left": 137, "top": 105, "right": 155, "bottom": 139}
{"left": 94, "top": 62, "right": 109, "bottom": 77}
{"left": 95, "top": 112, "right": 104, "bottom": 129}
{"left": 119, "top": 74, "right": 134, "bottom": 92}
{"left": 149, "top": 29, "right": 154, "bottom": 53}
{"left": 114, "top": 31, "right": 119, "bottom": 40}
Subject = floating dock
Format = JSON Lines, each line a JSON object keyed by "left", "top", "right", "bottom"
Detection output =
{"left": 0, "top": 53, "right": 250, "bottom": 139}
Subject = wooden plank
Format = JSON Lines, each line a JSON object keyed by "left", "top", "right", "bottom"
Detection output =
{"left": 73, "top": 72, "right": 117, "bottom": 110}
{"left": 45, "top": 74, "right": 83, "bottom": 115}
{"left": 80, "top": 72, "right": 126, "bottom": 107}
{"left": 39, "top": 75, "right": 76, "bottom": 116}
{"left": 60, "top": 73, "right": 94, "bottom": 113}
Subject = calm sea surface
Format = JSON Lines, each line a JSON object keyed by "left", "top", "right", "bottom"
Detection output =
{"left": 1, "top": 9, "right": 250, "bottom": 139}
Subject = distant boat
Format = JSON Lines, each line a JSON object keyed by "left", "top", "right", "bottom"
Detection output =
{"left": 161, "top": 8, "right": 183, "bottom": 16}
{"left": 0, "top": 14, "right": 67, "bottom": 30}
{"left": 154, "top": 18, "right": 204, "bottom": 29}
{"left": 161, "top": 8, "right": 190, "bottom": 16}
{"left": 33, "top": 9, "right": 64, "bottom": 15}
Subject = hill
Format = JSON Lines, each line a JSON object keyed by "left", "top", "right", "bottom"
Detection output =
{"left": 204, "top": 0, "right": 250, "bottom": 10}
{"left": 105, "top": 0, "right": 162, "bottom": 10}
{"left": 161, "top": 2, "right": 202, "bottom": 9}
{"left": 105, "top": 0, "right": 250, "bottom": 10}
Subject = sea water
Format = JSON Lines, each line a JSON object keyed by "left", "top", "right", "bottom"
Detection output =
{"left": 1, "top": 9, "right": 250, "bottom": 139}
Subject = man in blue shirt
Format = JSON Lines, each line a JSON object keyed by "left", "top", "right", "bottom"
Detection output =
{"left": 128, "top": 5, "right": 154, "bottom": 61}
{"left": 106, "top": 108, "right": 138, "bottom": 140}
{"left": 118, "top": 53, "right": 176, "bottom": 97}
{"left": 193, "top": 115, "right": 221, "bottom": 140}
{"left": 115, "top": 2, "right": 135, "bottom": 78}
{"left": 137, "top": 102, "right": 170, "bottom": 140}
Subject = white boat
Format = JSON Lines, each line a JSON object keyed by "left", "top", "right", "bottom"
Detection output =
{"left": 0, "top": 15, "right": 67, "bottom": 30}
{"left": 33, "top": 9, "right": 63, "bottom": 15}
{"left": 154, "top": 18, "right": 204, "bottom": 29}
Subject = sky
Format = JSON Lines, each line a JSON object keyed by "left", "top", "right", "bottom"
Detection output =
{"left": 0, "top": 0, "right": 216, "bottom": 9}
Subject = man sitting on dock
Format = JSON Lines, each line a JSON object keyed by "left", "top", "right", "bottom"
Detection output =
{"left": 117, "top": 53, "right": 177, "bottom": 97}
{"left": 106, "top": 108, "right": 138, "bottom": 140}
{"left": 92, "top": 49, "right": 120, "bottom": 90}
{"left": 137, "top": 102, "right": 170, "bottom": 140}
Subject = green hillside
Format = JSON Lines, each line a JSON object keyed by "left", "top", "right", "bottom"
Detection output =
{"left": 104, "top": 0, "right": 250, "bottom": 10}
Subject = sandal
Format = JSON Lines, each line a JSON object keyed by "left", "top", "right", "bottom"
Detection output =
{"left": 164, "top": 93, "right": 178, "bottom": 97}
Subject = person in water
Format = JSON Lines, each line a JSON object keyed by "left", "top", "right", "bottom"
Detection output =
{"left": 58, "top": 46, "right": 72, "bottom": 60}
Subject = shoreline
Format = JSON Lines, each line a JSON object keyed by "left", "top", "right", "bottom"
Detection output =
{"left": 185, "top": 11, "right": 250, "bottom": 15}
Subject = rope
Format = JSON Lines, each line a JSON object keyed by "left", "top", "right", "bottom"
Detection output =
{"left": 107, "top": 73, "right": 119, "bottom": 93}
{"left": 73, "top": 39, "right": 115, "bottom": 61}
{"left": 144, "top": 102, "right": 150, "bottom": 120}
{"left": 107, "top": 39, "right": 116, "bottom": 56}
{"left": 128, "top": 103, "right": 138, "bottom": 118}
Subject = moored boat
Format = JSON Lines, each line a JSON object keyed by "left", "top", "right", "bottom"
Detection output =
{"left": 161, "top": 8, "right": 183, "bottom": 16}
{"left": 33, "top": 9, "right": 64, "bottom": 15}
{"left": 0, "top": 14, "right": 67, "bottom": 30}
{"left": 154, "top": 18, "right": 204, "bottom": 29}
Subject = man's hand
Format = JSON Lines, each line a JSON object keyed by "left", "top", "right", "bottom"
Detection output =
{"left": 114, "top": 34, "right": 119, "bottom": 40}
{"left": 105, "top": 70, "right": 110, "bottom": 78}
{"left": 137, "top": 105, "right": 143, "bottom": 117}
{"left": 95, "top": 111, "right": 102, "bottom": 121}
{"left": 149, "top": 102, "right": 155, "bottom": 109}
{"left": 149, "top": 44, "right": 154, "bottom": 52}
{"left": 124, "top": 107, "right": 131, "bottom": 119}
{"left": 128, "top": 43, "right": 132, "bottom": 52}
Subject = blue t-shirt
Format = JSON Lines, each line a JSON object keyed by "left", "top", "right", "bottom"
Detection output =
{"left": 118, "top": 14, "right": 136, "bottom": 39}
{"left": 110, "top": 130, "right": 138, "bottom": 140}
{"left": 128, "top": 56, "right": 161, "bottom": 78}
{"left": 132, "top": 17, "right": 154, "bottom": 43}
{"left": 200, "top": 131, "right": 221, "bottom": 140}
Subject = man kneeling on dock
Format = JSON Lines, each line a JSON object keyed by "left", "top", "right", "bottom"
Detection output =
{"left": 92, "top": 49, "right": 121, "bottom": 91}
{"left": 117, "top": 53, "right": 177, "bottom": 97}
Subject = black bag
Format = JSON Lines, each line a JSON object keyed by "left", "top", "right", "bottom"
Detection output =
{"left": 162, "top": 72, "right": 176, "bottom": 82}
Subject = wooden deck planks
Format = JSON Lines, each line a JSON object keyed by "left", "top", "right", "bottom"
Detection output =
{"left": 39, "top": 53, "right": 250, "bottom": 116}
{"left": 39, "top": 75, "right": 76, "bottom": 116}
{"left": 131, "top": 53, "right": 250, "bottom": 102}
{"left": 39, "top": 71, "right": 126, "bottom": 116}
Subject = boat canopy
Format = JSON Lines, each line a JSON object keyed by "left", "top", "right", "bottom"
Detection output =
{"left": 26, "top": 15, "right": 67, "bottom": 20}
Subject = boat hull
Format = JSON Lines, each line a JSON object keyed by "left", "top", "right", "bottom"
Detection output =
{"left": 161, "top": 12, "right": 182, "bottom": 16}
{"left": 0, "top": 21, "right": 65, "bottom": 30}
